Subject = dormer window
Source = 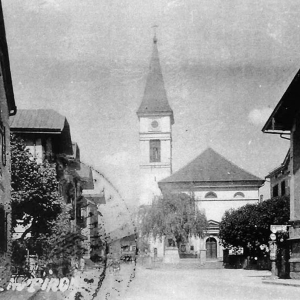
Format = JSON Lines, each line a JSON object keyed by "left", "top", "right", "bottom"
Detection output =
{"left": 205, "top": 192, "right": 217, "bottom": 198}
{"left": 234, "top": 192, "right": 245, "bottom": 198}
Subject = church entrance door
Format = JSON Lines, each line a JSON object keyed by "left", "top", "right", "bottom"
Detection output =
{"left": 206, "top": 237, "right": 217, "bottom": 259}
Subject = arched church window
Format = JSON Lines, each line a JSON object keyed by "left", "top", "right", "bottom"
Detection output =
{"left": 205, "top": 192, "right": 217, "bottom": 198}
{"left": 150, "top": 140, "right": 161, "bottom": 162}
{"left": 234, "top": 192, "right": 245, "bottom": 198}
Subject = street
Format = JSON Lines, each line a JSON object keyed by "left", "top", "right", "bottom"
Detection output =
{"left": 123, "top": 264, "right": 299, "bottom": 300}
{"left": 0, "top": 262, "right": 136, "bottom": 300}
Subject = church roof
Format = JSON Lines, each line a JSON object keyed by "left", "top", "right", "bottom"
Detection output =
{"left": 137, "top": 37, "right": 174, "bottom": 124}
{"left": 159, "top": 148, "right": 264, "bottom": 184}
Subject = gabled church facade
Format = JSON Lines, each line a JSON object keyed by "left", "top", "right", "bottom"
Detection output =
{"left": 159, "top": 148, "right": 264, "bottom": 260}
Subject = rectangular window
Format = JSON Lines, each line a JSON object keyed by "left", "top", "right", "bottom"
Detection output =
{"left": 281, "top": 180, "right": 286, "bottom": 196}
{"left": 273, "top": 184, "right": 279, "bottom": 197}
{"left": 150, "top": 140, "right": 161, "bottom": 162}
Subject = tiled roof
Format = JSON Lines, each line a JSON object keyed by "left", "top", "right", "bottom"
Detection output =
{"left": 160, "top": 148, "right": 264, "bottom": 184}
{"left": 137, "top": 38, "right": 174, "bottom": 123}
{"left": 9, "top": 109, "right": 66, "bottom": 132}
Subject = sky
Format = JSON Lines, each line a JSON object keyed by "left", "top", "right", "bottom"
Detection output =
{"left": 2, "top": 0, "right": 299, "bottom": 208}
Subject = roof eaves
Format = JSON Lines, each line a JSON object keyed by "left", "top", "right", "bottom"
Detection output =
{"left": 262, "top": 69, "right": 300, "bottom": 133}
{"left": 10, "top": 128, "right": 62, "bottom": 134}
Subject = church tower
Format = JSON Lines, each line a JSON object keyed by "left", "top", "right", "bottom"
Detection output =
{"left": 137, "top": 35, "right": 174, "bottom": 205}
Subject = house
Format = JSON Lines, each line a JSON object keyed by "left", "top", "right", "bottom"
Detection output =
{"left": 9, "top": 109, "right": 94, "bottom": 251}
{"left": 262, "top": 68, "right": 300, "bottom": 279}
{"left": 159, "top": 147, "right": 264, "bottom": 261}
{"left": 0, "top": 0, "right": 17, "bottom": 289}
{"left": 83, "top": 169, "right": 136, "bottom": 260}
{"left": 80, "top": 193, "right": 106, "bottom": 260}
{"left": 265, "top": 150, "right": 290, "bottom": 198}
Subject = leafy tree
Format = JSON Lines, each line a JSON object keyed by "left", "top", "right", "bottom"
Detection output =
{"left": 10, "top": 134, "right": 90, "bottom": 276}
{"left": 11, "top": 134, "right": 63, "bottom": 241}
{"left": 139, "top": 193, "right": 208, "bottom": 246}
{"left": 219, "top": 196, "right": 289, "bottom": 255}
{"left": 39, "top": 204, "right": 87, "bottom": 276}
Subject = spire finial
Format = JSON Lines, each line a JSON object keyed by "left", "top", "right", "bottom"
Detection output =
{"left": 152, "top": 24, "right": 158, "bottom": 43}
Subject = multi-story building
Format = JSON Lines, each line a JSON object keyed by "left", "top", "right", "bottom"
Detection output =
{"left": 262, "top": 68, "right": 300, "bottom": 279}
{"left": 81, "top": 194, "right": 106, "bottom": 260}
{"left": 265, "top": 150, "right": 290, "bottom": 198}
{"left": 0, "top": 1, "right": 17, "bottom": 289}
{"left": 9, "top": 109, "right": 94, "bottom": 250}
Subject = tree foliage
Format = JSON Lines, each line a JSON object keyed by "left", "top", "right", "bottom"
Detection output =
{"left": 11, "top": 134, "right": 63, "bottom": 241}
{"left": 219, "top": 196, "right": 290, "bottom": 255}
{"left": 10, "top": 134, "right": 87, "bottom": 275}
{"left": 139, "top": 193, "right": 208, "bottom": 246}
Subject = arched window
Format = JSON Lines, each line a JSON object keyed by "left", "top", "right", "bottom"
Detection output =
{"left": 234, "top": 192, "right": 245, "bottom": 198}
{"left": 205, "top": 192, "right": 217, "bottom": 198}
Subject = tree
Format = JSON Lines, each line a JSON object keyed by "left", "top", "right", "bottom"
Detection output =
{"left": 10, "top": 134, "right": 88, "bottom": 276}
{"left": 219, "top": 196, "right": 289, "bottom": 256}
{"left": 139, "top": 193, "right": 208, "bottom": 247}
{"left": 11, "top": 134, "right": 63, "bottom": 242}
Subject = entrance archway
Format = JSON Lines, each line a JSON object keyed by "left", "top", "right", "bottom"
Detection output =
{"left": 206, "top": 237, "right": 217, "bottom": 259}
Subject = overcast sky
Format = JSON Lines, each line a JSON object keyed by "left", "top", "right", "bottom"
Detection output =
{"left": 3, "top": 0, "right": 298, "bottom": 207}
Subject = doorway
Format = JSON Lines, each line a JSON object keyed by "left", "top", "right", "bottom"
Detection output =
{"left": 206, "top": 237, "right": 217, "bottom": 259}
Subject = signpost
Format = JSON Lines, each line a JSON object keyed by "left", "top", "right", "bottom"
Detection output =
{"left": 270, "top": 225, "right": 288, "bottom": 234}
{"left": 269, "top": 225, "right": 289, "bottom": 279}
{"left": 270, "top": 233, "right": 276, "bottom": 241}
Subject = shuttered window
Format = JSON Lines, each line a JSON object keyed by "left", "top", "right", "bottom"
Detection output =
{"left": 150, "top": 140, "right": 161, "bottom": 162}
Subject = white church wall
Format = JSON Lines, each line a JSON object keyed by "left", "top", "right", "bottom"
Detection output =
{"left": 194, "top": 189, "right": 259, "bottom": 222}
{"left": 139, "top": 116, "right": 171, "bottom": 133}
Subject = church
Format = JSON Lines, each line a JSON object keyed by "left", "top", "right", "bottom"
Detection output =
{"left": 136, "top": 35, "right": 264, "bottom": 262}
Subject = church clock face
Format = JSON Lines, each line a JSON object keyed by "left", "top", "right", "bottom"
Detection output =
{"left": 151, "top": 120, "right": 159, "bottom": 129}
{"left": 149, "top": 119, "right": 160, "bottom": 131}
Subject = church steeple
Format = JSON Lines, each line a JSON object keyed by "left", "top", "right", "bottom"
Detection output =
{"left": 137, "top": 36, "right": 174, "bottom": 124}
{"left": 137, "top": 34, "right": 174, "bottom": 205}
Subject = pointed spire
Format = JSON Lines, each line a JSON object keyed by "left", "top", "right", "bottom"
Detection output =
{"left": 137, "top": 33, "right": 174, "bottom": 124}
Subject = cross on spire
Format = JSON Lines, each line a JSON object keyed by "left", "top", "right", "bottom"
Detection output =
{"left": 152, "top": 24, "right": 158, "bottom": 43}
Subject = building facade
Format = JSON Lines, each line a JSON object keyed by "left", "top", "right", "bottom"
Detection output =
{"left": 262, "top": 68, "right": 300, "bottom": 279}
{"left": 159, "top": 148, "right": 264, "bottom": 261}
{"left": 9, "top": 109, "right": 94, "bottom": 254}
{"left": 0, "top": 1, "right": 17, "bottom": 289}
{"left": 265, "top": 150, "right": 290, "bottom": 198}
